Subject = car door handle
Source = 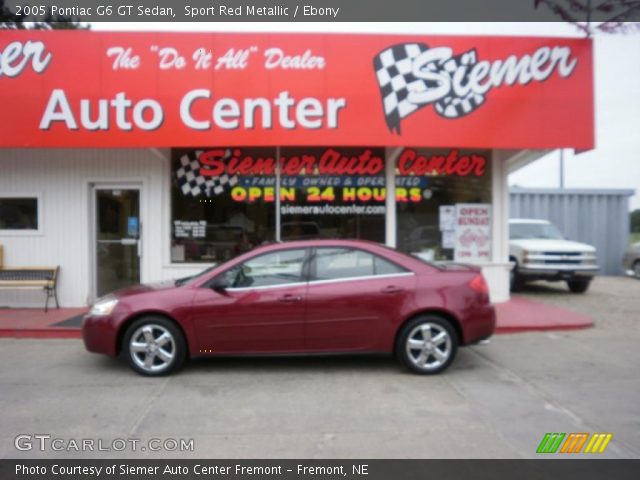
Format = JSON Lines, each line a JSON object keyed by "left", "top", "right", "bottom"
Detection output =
{"left": 278, "top": 294, "right": 303, "bottom": 303}
{"left": 381, "top": 286, "right": 404, "bottom": 294}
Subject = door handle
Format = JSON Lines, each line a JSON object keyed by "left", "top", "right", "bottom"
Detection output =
{"left": 278, "top": 294, "right": 303, "bottom": 303}
{"left": 381, "top": 286, "right": 404, "bottom": 294}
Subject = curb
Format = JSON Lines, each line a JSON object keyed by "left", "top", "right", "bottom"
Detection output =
{"left": 0, "top": 329, "right": 82, "bottom": 339}
{"left": 495, "top": 323, "right": 593, "bottom": 334}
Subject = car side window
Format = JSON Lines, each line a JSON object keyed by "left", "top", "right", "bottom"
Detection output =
{"left": 224, "top": 249, "right": 307, "bottom": 288}
{"left": 374, "top": 255, "right": 407, "bottom": 275}
{"left": 314, "top": 248, "right": 406, "bottom": 280}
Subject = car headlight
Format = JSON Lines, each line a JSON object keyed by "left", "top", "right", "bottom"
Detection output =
{"left": 89, "top": 297, "right": 119, "bottom": 316}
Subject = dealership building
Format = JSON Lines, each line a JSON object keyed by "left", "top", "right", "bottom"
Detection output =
{"left": 0, "top": 31, "right": 593, "bottom": 307}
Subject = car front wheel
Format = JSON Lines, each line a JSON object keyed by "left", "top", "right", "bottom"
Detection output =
{"left": 122, "top": 316, "right": 186, "bottom": 376}
{"left": 567, "top": 278, "right": 591, "bottom": 294}
{"left": 396, "top": 315, "right": 458, "bottom": 375}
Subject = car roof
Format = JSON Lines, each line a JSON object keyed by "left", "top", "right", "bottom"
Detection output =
{"left": 257, "top": 238, "right": 387, "bottom": 250}
{"left": 509, "top": 218, "right": 551, "bottom": 224}
{"left": 186, "top": 238, "right": 437, "bottom": 288}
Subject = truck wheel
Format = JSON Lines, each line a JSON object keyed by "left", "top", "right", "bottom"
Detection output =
{"left": 567, "top": 279, "right": 591, "bottom": 293}
{"left": 510, "top": 258, "right": 523, "bottom": 292}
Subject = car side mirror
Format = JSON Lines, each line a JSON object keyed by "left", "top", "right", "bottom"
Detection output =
{"left": 209, "top": 276, "right": 229, "bottom": 293}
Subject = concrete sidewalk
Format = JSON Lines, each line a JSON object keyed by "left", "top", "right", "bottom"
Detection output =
{"left": 0, "top": 307, "right": 86, "bottom": 338}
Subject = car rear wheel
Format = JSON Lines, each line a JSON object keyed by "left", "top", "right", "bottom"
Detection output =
{"left": 122, "top": 316, "right": 186, "bottom": 376}
{"left": 567, "top": 278, "right": 591, "bottom": 293}
{"left": 634, "top": 261, "right": 640, "bottom": 279}
{"left": 396, "top": 315, "right": 458, "bottom": 375}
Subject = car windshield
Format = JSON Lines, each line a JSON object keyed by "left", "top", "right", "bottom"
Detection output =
{"left": 510, "top": 222, "right": 564, "bottom": 240}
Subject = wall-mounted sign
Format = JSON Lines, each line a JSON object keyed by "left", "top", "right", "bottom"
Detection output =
{"left": 439, "top": 205, "right": 456, "bottom": 231}
{"left": 442, "top": 230, "right": 456, "bottom": 250}
{"left": 454, "top": 204, "right": 491, "bottom": 262}
{"left": 127, "top": 216, "right": 139, "bottom": 237}
{"left": 0, "top": 32, "right": 593, "bottom": 149}
{"left": 174, "top": 220, "right": 206, "bottom": 238}
{"left": 374, "top": 43, "right": 580, "bottom": 132}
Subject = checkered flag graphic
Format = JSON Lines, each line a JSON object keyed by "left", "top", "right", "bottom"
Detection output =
{"left": 175, "top": 149, "right": 238, "bottom": 198}
{"left": 373, "top": 43, "right": 485, "bottom": 133}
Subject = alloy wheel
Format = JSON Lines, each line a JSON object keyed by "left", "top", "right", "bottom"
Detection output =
{"left": 129, "top": 324, "right": 176, "bottom": 373}
{"left": 405, "top": 322, "right": 452, "bottom": 371}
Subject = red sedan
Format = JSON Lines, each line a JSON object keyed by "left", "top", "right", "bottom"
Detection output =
{"left": 83, "top": 239, "right": 495, "bottom": 376}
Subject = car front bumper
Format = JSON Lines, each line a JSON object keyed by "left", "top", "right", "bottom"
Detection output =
{"left": 82, "top": 314, "right": 121, "bottom": 357}
{"left": 518, "top": 264, "right": 598, "bottom": 280}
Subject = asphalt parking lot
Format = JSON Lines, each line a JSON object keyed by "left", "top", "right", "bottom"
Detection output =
{"left": 0, "top": 276, "right": 639, "bottom": 459}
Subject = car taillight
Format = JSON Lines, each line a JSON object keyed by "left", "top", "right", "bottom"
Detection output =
{"left": 469, "top": 274, "right": 489, "bottom": 296}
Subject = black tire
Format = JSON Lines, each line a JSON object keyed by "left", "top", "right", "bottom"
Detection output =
{"left": 634, "top": 261, "right": 640, "bottom": 279}
{"left": 122, "top": 316, "right": 186, "bottom": 376}
{"left": 567, "top": 278, "right": 591, "bottom": 294}
{"left": 510, "top": 258, "right": 523, "bottom": 292}
{"left": 395, "top": 315, "right": 458, "bottom": 375}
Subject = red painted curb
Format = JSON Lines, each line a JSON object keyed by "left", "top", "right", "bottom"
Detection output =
{"left": 495, "top": 323, "right": 593, "bottom": 334}
{"left": 0, "top": 329, "right": 82, "bottom": 339}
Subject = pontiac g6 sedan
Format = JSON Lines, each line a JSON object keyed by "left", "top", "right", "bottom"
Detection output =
{"left": 83, "top": 240, "right": 495, "bottom": 376}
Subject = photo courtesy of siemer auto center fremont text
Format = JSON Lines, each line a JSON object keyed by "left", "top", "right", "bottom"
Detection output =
{"left": 0, "top": 1, "right": 639, "bottom": 479}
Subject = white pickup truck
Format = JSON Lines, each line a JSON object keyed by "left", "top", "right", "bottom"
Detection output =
{"left": 509, "top": 219, "right": 599, "bottom": 293}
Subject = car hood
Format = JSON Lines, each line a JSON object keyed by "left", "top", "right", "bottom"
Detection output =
{"left": 510, "top": 239, "right": 596, "bottom": 252}
{"left": 626, "top": 243, "right": 640, "bottom": 254}
{"left": 107, "top": 280, "right": 178, "bottom": 299}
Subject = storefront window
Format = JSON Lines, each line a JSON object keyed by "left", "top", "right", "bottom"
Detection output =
{"left": 0, "top": 197, "right": 39, "bottom": 231}
{"left": 278, "top": 147, "right": 386, "bottom": 243}
{"left": 171, "top": 148, "right": 277, "bottom": 263}
{"left": 170, "top": 147, "right": 387, "bottom": 263}
{"left": 171, "top": 146, "right": 493, "bottom": 264}
{"left": 395, "top": 148, "right": 492, "bottom": 262}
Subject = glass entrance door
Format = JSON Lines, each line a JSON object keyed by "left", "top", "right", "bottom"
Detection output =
{"left": 95, "top": 188, "right": 141, "bottom": 297}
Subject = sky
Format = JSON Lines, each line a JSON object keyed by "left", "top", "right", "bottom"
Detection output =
{"left": 93, "top": 22, "right": 640, "bottom": 210}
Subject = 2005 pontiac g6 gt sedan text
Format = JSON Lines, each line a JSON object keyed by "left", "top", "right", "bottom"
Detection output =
{"left": 83, "top": 239, "right": 495, "bottom": 376}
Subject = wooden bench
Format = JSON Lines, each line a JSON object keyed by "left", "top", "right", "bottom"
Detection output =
{"left": 0, "top": 245, "right": 60, "bottom": 312}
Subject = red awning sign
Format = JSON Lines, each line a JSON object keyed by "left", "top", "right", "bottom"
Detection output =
{"left": 0, "top": 31, "right": 594, "bottom": 149}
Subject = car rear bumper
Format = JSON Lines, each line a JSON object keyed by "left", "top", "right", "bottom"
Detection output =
{"left": 463, "top": 304, "right": 496, "bottom": 346}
